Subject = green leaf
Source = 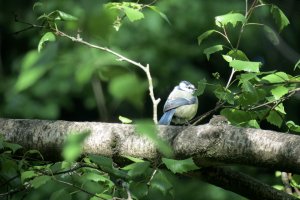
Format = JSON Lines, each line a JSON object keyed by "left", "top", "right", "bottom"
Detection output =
{"left": 238, "top": 73, "right": 257, "bottom": 84}
{"left": 89, "top": 155, "right": 113, "bottom": 169}
{"left": 273, "top": 185, "right": 284, "bottom": 191}
{"left": 123, "top": 6, "right": 144, "bottom": 22}
{"left": 84, "top": 172, "right": 113, "bottom": 185}
{"left": 62, "top": 131, "right": 90, "bottom": 162}
{"left": 197, "top": 30, "right": 217, "bottom": 45}
{"left": 62, "top": 145, "right": 82, "bottom": 162}
{"left": 92, "top": 193, "right": 112, "bottom": 200}
{"left": 263, "top": 26, "right": 279, "bottom": 45}
{"left": 123, "top": 161, "right": 150, "bottom": 178}
{"left": 88, "top": 155, "right": 126, "bottom": 179}
{"left": 149, "top": 170, "right": 173, "bottom": 196}
{"left": 15, "top": 63, "right": 49, "bottom": 92}
{"left": 194, "top": 78, "right": 206, "bottom": 96}
{"left": 222, "top": 55, "right": 233, "bottom": 62}
{"left": 267, "top": 110, "right": 283, "bottom": 127}
{"left": 247, "top": 120, "right": 260, "bottom": 128}
{"left": 21, "top": 171, "right": 38, "bottom": 183}
{"left": 30, "top": 175, "right": 51, "bottom": 189}
{"left": 294, "top": 59, "right": 300, "bottom": 71}
{"left": 238, "top": 92, "right": 261, "bottom": 106}
{"left": 275, "top": 171, "right": 282, "bottom": 177}
{"left": 270, "top": 86, "right": 289, "bottom": 100}
{"left": 130, "top": 181, "right": 148, "bottom": 199}
{"left": 214, "top": 86, "right": 235, "bottom": 104}
{"left": 135, "top": 120, "right": 173, "bottom": 157}
{"left": 262, "top": 72, "right": 289, "bottom": 83}
{"left": 49, "top": 10, "right": 78, "bottom": 21}
{"left": 123, "top": 155, "right": 144, "bottom": 163}
{"left": 292, "top": 175, "right": 300, "bottom": 186}
{"left": 56, "top": 10, "right": 78, "bottom": 21}
{"left": 203, "top": 45, "right": 223, "bottom": 60}
{"left": 118, "top": 116, "right": 132, "bottom": 124}
{"left": 89, "top": 156, "right": 128, "bottom": 179}
{"left": 38, "top": 32, "right": 56, "bottom": 52}
{"left": 270, "top": 5, "right": 290, "bottom": 32}
{"left": 50, "top": 189, "right": 71, "bottom": 200}
{"left": 238, "top": 73, "right": 258, "bottom": 82}
{"left": 286, "top": 121, "right": 300, "bottom": 133}
{"left": 15, "top": 45, "right": 57, "bottom": 92}
{"left": 229, "top": 60, "right": 261, "bottom": 72}
{"left": 60, "top": 161, "right": 71, "bottom": 170}
{"left": 221, "top": 108, "right": 254, "bottom": 126}
{"left": 33, "top": 2, "right": 43, "bottom": 10}
{"left": 240, "top": 80, "right": 255, "bottom": 93}
{"left": 274, "top": 103, "right": 286, "bottom": 115}
{"left": 162, "top": 158, "right": 199, "bottom": 174}
{"left": 3, "top": 142, "right": 22, "bottom": 153}
{"left": 147, "top": 6, "right": 171, "bottom": 25}
{"left": 227, "top": 49, "right": 249, "bottom": 61}
{"left": 215, "top": 12, "right": 246, "bottom": 27}
{"left": 108, "top": 74, "right": 148, "bottom": 110}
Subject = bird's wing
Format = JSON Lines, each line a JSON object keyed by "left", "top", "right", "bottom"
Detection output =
{"left": 163, "top": 97, "right": 197, "bottom": 112}
{"left": 158, "top": 109, "right": 176, "bottom": 125}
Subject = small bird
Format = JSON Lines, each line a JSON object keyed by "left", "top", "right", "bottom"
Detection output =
{"left": 159, "top": 81, "right": 198, "bottom": 125}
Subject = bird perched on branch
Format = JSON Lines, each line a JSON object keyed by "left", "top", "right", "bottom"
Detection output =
{"left": 159, "top": 81, "right": 198, "bottom": 125}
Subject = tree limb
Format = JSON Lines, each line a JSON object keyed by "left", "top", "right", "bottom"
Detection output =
{"left": 1, "top": 118, "right": 300, "bottom": 174}
{"left": 1, "top": 118, "right": 299, "bottom": 199}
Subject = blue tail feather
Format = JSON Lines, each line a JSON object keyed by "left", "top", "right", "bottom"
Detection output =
{"left": 158, "top": 109, "right": 176, "bottom": 125}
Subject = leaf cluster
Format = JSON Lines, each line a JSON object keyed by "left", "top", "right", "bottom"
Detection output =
{"left": 197, "top": 1, "right": 299, "bottom": 131}
{"left": 0, "top": 132, "right": 200, "bottom": 200}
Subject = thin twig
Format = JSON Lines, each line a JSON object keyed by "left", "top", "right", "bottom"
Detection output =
{"left": 54, "top": 178, "right": 105, "bottom": 199}
{"left": 0, "top": 175, "right": 19, "bottom": 188}
{"left": 54, "top": 29, "right": 160, "bottom": 124}
{"left": 245, "top": 0, "right": 248, "bottom": 16}
{"left": 147, "top": 169, "right": 157, "bottom": 185}
{"left": 226, "top": 0, "right": 259, "bottom": 91}
{"left": 225, "top": 69, "right": 236, "bottom": 89}
{"left": 192, "top": 102, "right": 224, "bottom": 125}
{"left": 249, "top": 88, "right": 300, "bottom": 111}
{"left": 244, "top": 22, "right": 264, "bottom": 27}
{"left": 222, "top": 27, "right": 234, "bottom": 49}
{"left": 252, "top": 3, "right": 271, "bottom": 10}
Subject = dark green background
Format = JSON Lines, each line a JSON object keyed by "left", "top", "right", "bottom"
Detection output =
{"left": 0, "top": 0, "right": 299, "bottom": 199}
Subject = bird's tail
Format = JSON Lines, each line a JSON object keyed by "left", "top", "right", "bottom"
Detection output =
{"left": 158, "top": 109, "right": 176, "bottom": 125}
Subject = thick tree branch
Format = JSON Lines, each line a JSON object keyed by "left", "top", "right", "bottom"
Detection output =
{"left": 1, "top": 118, "right": 300, "bottom": 174}
{"left": 1, "top": 118, "right": 299, "bottom": 199}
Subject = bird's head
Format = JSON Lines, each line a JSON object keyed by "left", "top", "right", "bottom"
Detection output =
{"left": 178, "top": 81, "right": 196, "bottom": 94}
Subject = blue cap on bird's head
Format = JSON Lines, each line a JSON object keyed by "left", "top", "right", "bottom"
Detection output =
{"left": 178, "top": 81, "right": 196, "bottom": 94}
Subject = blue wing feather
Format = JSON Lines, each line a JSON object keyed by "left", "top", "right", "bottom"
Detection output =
{"left": 163, "top": 97, "right": 197, "bottom": 112}
{"left": 158, "top": 109, "right": 176, "bottom": 125}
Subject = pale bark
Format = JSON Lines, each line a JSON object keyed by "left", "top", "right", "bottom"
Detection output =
{"left": 1, "top": 118, "right": 299, "bottom": 199}
{"left": 1, "top": 118, "right": 300, "bottom": 173}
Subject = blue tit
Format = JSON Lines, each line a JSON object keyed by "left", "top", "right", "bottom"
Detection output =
{"left": 159, "top": 81, "right": 198, "bottom": 125}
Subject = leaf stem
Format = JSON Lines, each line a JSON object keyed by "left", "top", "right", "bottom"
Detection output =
{"left": 222, "top": 27, "right": 234, "bottom": 49}
{"left": 226, "top": 69, "right": 236, "bottom": 89}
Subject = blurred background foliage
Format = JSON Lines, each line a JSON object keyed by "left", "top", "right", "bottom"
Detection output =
{"left": 0, "top": 0, "right": 299, "bottom": 199}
